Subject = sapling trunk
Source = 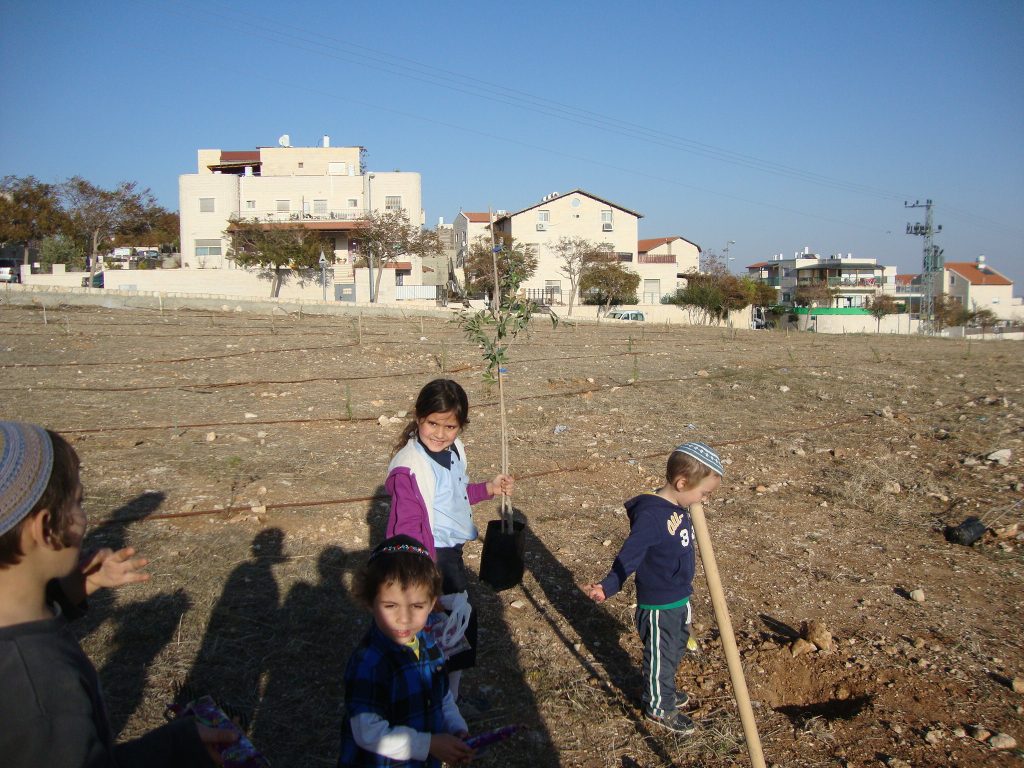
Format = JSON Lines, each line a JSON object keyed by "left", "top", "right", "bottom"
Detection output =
{"left": 689, "top": 501, "right": 766, "bottom": 768}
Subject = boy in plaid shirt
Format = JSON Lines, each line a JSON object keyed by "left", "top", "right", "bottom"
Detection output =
{"left": 338, "top": 535, "right": 473, "bottom": 767}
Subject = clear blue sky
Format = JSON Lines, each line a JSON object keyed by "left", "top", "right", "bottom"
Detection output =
{"left": 2, "top": 0, "right": 1022, "bottom": 286}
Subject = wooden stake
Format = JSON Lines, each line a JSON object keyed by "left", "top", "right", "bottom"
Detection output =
{"left": 689, "top": 501, "right": 766, "bottom": 768}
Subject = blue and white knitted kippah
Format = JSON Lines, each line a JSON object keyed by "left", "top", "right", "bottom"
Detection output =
{"left": 0, "top": 421, "right": 54, "bottom": 536}
{"left": 673, "top": 441, "right": 724, "bottom": 477}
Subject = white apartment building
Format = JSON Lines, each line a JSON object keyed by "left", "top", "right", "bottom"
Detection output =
{"left": 747, "top": 248, "right": 897, "bottom": 308}
{"left": 492, "top": 190, "right": 649, "bottom": 305}
{"left": 178, "top": 138, "right": 423, "bottom": 275}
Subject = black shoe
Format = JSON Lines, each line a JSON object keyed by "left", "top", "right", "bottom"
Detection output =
{"left": 645, "top": 710, "right": 695, "bottom": 736}
{"left": 676, "top": 690, "right": 689, "bottom": 709}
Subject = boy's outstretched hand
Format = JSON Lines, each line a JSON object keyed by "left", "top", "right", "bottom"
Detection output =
{"left": 429, "top": 733, "right": 475, "bottom": 763}
{"left": 82, "top": 547, "right": 151, "bottom": 595}
{"left": 486, "top": 473, "right": 514, "bottom": 497}
{"left": 584, "top": 583, "right": 606, "bottom": 603}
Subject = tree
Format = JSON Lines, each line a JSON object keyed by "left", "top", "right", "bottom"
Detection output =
{"left": 350, "top": 210, "right": 443, "bottom": 302}
{"left": 793, "top": 281, "right": 838, "bottom": 309}
{"left": 867, "top": 294, "right": 899, "bottom": 333}
{"left": 970, "top": 306, "right": 998, "bottom": 337}
{"left": 751, "top": 281, "right": 778, "bottom": 308}
{"left": 141, "top": 207, "right": 181, "bottom": 253}
{"left": 39, "top": 235, "right": 86, "bottom": 270}
{"left": 932, "top": 295, "right": 971, "bottom": 333}
{"left": 665, "top": 272, "right": 756, "bottom": 326}
{"left": 59, "top": 177, "right": 156, "bottom": 285}
{"left": 580, "top": 260, "right": 641, "bottom": 316}
{"left": 463, "top": 235, "right": 537, "bottom": 298}
{"left": 226, "top": 217, "right": 326, "bottom": 297}
{"left": 0, "top": 176, "right": 66, "bottom": 265}
{"left": 552, "top": 236, "right": 602, "bottom": 316}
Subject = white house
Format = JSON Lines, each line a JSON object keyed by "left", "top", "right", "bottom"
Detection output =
{"left": 747, "top": 248, "right": 898, "bottom": 308}
{"left": 178, "top": 138, "right": 423, "bottom": 286}
{"left": 638, "top": 236, "right": 702, "bottom": 299}
{"left": 942, "top": 257, "right": 1022, "bottom": 321}
{"left": 491, "top": 189, "right": 644, "bottom": 305}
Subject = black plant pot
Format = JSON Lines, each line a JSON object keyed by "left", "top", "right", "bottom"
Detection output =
{"left": 479, "top": 518, "right": 526, "bottom": 591}
{"left": 944, "top": 516, "right": 986, "bottom": 546}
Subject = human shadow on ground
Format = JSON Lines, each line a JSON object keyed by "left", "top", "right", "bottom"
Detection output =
{"left": 523, "top": 520, "right": 678, "bottom": 765}
{"left": 176, "top": 527, "right": 287, "bottom": 727}
{"left": 77, "top": 492, "right": 193, "bottom": 738}
{"left": 254, "top": 544, "right": 364, "bottom": 763}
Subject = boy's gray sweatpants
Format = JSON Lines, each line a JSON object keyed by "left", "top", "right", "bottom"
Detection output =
{"left": 634, "top": 601, "right": 691, "bottom": 717}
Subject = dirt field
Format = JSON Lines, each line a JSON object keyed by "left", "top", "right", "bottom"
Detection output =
{"left": 2, "top": 300, "right": 1022, "bottom": 767}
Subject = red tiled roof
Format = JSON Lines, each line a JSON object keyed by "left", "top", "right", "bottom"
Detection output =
{"left": 894, "top": 274, "right": 917, "bottom": 285}
{"left": 946, "top": 262, "right": 1011, "bottom": 286}
{"left": 638, "top": 237, "right": 675, "bottom": 252}
{"left": 462, "top": 212, "right": 491, "bottom": 223}
{"left": 747, "top": 261, "right": 771, "bottom": 269}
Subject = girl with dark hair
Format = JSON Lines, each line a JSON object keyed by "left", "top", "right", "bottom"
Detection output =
{"left": 385, "top": 379, "right": 513, "bottom": 697}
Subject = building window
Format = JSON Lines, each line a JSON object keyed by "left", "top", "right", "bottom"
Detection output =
{"left": 298, "top": 162, "right": 304, "bottom": 169}
{"left": 244, "top": 200, "right": 256, "bottom": 210}
{"left": 348, "top": 198, "right": 358, "bottom": 208}
{"left": 276, "top": 200, "right": 290, "bottom": 212}
{"left": 601, "top": 210, "right": 613, "bottom": 223}
{"left": 538, "top": 210, "right": 550, "bottom": 222}
{"left": 385, "top": 196, "right": 402, "bottom": 212}
{"left": 195, "top": 239, "right": 222, "bottom": 256}
{"left": 313, "top": 199, "right": 328, "bottom": 215}
{"left": 199, "top": 198, "right": 215, "bottom": 213}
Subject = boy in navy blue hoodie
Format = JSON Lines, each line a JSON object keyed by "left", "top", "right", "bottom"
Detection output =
{"left": 585, "top": 442, "right": 724, "bottom": 736}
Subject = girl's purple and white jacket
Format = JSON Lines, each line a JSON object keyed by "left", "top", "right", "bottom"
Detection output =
{"left": 385, "top": 437, "right": 492, "bottom": 559}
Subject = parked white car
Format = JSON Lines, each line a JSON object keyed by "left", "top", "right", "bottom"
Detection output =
{"left": 605, "top": 310, "right": 645, "bottom": 321}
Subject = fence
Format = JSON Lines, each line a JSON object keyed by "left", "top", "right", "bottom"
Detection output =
{"left": 395, "top": 284, "right": 440, "bottom": 301}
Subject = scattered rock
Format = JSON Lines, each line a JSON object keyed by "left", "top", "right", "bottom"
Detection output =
{"left": 790, "top": 638, "right": 815, "bottom": 657}
{"left": 924, "top": 729, "right": 941, "bottom": 745}
{"left": 553, "top": 424, "right": 569, "bottom": 435}
{"left": 801, "top": 619, "right": 834, "bottom": 652}
{"left": 602, "top": 539, "right": 611, "bottom": 547}
{"left": 886, "top": 757, "right": 911, "bottom": 768}
{"left": 779, "top": 385, "right": 790, "bottom": 393}
{"left": 909, "top": 589, "right": 926, "bottom": 603}
{"left": 952, "top": 726, "right": 967, "bottom": 738}
{"left": 205, "top": 431, "right": 216, "bottom": 442}
{"left": 988, "top": 732, "right": 1016, "bottom": 750}
{"left": 1012, "top": 677, "right": 1024, "bottom": 693}
{"left": 377, "top": 415, "right": 389, "bottom": 427}
{"left": 987, "top": 449, "right": 1012, "bottom": 466}
{"left": 244, "top": 412, "right": 257, "bottom": 419}
{"left": 968, "top": 725, "right": 991, "bottom": 742}
{"left": 962, "top": 456, "right": 980, "bottom": 467}
{"left": 883, "top": 480, "right": 902, "bottom": 495}
{"left": 878, "top": 406, "right": 895, "bottom": 419}
{"left": 509, "top": 600, "right": 525, "bottom": 610}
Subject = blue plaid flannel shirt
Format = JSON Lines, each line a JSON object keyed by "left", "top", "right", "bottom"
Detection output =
{"left": 338, "top": 624, "right": 449, "bottom": 767}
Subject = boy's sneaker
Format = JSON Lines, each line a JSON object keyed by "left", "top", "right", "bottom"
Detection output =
{"left": 645, "top": 709, "right": 695, "bottom": 736}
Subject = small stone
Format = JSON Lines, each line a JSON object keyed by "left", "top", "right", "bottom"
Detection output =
{"left": 250, "top": 504, "right": 266, "bottom": 515}
{"left": 779, "top": 385, "right": 790, "bottom": 393}
{"left": 987, "top": 449, "right": 1012, "bottom": 466}
{"left": 883, "top": 480, "right": 902, "bottom": 495}
{"left": 886, "top": 759, "right": 910, "bottom": 768}
{"left": 244, "top": 412, "right": 257, "bottom": 419}
{"left": 1012, "top": 677, "right": 1024, "bottom": 693}
{"left": 696, "top": 369, "right": 710, "bottom": 377}
{"left": 962, "top": 457, "right": 980, "bottom": 466}
{"left": 509, "top": 600, "right": 525, "bottom": 609}
{"left": 968, "top": 725, "right": 991, "bottom": 741}
{"left": 205, "top": 431, "right": 216, "bottom": 442}
{"left": 924, "top": 729, "right": 941, "bottom": 745}
{"left": 602, "top": 539, "right": 611, "bottom": 547}
{"left": 988, "top": 733, "right": 1016, "bottom": 750}
{"left": 952, "top": 726, "right": 966, "bottom": 738}
{"left": 377, "top": 415, "right": 389, "bottom": 427}
{"left": 909, "top": 589, "right": 926, "bottom": 603}
{"left": 755, "top": 485, "right": 768, "bottom": 494}
{"left": 878, "top": 406, "right": 895, "bottom": 419}
{"left": 802, "top": 619, "right": 833, "bottom": 652}
{"left": 256, "top": 431, "right": 268, "bottom": 439}
{"left": 790, "top": 638, "right": 815, "bottom": 657}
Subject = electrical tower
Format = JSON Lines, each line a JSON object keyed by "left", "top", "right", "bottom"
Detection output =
{"left": 905, "top": 199, "right": 943, "bottom": 333}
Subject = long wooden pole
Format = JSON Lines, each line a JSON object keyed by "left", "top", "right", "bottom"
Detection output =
{"left": 488, "top": 207, "right": 511, "bottom": 531}
{"left": 689, "top": 501, "right": 766, "bottom": 768}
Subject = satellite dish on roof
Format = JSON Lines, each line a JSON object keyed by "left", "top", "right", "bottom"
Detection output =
{"left": 278, "top": 134, "right": 291, "bottom": 147}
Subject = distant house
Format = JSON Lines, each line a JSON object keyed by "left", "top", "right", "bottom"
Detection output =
{"left": 491, "top": 189, "right": 644, "bottom": 306}
{"left": 178, "top": 138, "right": 423, "bottom": 290}
{"left": 942, "top": 257, "right": 1022, "bottom": 321}
{"left": 746, "top": 248, "right": 898, "bottom": 308}
{"left": 638, "top": 236, "right": 701, "bottom": 296}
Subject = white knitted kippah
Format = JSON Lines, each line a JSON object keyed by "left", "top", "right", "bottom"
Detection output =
{"left": 0, "top": 421, "right": 55, "bottom": 536}
{"left": 673, "top": 441, "right": 724, "bottom": 478}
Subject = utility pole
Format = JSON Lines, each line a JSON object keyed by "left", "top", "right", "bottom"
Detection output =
{"left": 905, "top": 199, "right": 943, "bottom": 334}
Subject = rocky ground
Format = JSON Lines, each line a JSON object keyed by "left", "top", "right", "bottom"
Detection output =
{"left": 1, "top": 300, "right": 1022, "bottom": 767}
